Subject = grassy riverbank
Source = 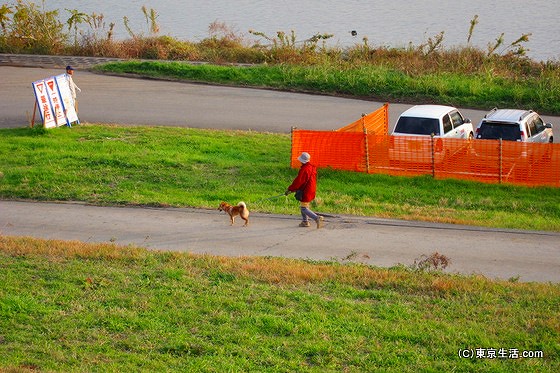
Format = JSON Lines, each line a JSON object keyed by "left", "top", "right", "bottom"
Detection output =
{"left": 1, "top": 236, "right": 558, "bottom": 372}
{"left": 1, "top": 125, "right": 559, "bottom": 231}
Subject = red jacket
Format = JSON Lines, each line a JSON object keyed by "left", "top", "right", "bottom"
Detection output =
{"left": 288, "top": 163, "right": 317, "bottom": 202}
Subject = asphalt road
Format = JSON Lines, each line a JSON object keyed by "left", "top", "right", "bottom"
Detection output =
{"left": 4, "top": 65, "right": 545, "bottom": 132}
{"left": 1, "top": 58, "right": 559, "bottom": 283}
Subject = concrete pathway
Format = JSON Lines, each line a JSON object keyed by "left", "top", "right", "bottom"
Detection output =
{"left": 1, "top": 200, "right": 559, "bottom": 283}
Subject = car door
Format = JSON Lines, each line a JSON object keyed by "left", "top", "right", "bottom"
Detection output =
{"left": 531, "top": 115, "right": 549, "bottom": 143}
{"left": 449, "top": 110, "right": 467, "bottom": 138}
{"left": 526, "top": 117, "right": 539, "bottom": 143}
{"left": 441, "top": 114, "right": 455, "bottom": 138}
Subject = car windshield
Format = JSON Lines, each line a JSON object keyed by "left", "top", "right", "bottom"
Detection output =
{"left": 477, "top": 122, "right": 521, "bottom": 141}
{"left": 394, "top": 117, "right": 440, "bottom": 135}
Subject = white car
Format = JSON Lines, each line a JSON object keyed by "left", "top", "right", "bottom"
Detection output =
{"left": 475, "top": 108, "right": 553, "bottom": 143}
{"left": 472, "top": 109, "right": 554, "bottom": 180}
{"left": 393, "top": 105, "right": 474, "bottom": 139}
{"left": 390, "top": 105, "right": 474, "bottom": 165}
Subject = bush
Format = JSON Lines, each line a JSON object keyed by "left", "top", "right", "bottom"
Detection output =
{"left": 0, "top": 1, "right": 67, "bottom": 54}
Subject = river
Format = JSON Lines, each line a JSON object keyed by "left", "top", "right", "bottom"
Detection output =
{"left": 28, "top": 1, "right": 560, "bottom": 61}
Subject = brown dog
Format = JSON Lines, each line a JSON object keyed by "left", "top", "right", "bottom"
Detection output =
{"left": 219, "top": 201, "right": 249, "bottom": 226}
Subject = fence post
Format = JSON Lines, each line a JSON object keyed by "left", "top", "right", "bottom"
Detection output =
{"left": 431, "top": 133, "right": 435, "bottom": 178}
{"left": 499, "top": 138, "right": 503, "bottom": 184}
{"left": 290, "top": 126, "right": 295, "bottom": 168}
{"left": 362, "top": 114, "right": 370, "bottom": 173}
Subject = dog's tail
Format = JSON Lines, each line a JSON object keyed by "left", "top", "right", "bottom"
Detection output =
{"left": 238, "top": 201, "right": 249, "bottom": 219}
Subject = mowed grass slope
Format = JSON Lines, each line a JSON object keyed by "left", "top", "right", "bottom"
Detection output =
{"left": 1, "top": 236, "right": 559, "bottom": 372}
{"left": 95, "top": 61, "right": 560, "bottom": 115}
{"left": 1, "top": 124, "right": 559, "bottom": 231}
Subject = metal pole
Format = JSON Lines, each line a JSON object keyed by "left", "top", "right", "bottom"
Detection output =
{"left": 290, "top": 126, "right": 295, "bottom": 168}
{"left": 362, "top": 114, "right": 370, "bottom": 173}
{"left": 499, "top": 138, "right": 503, "bottom": 184}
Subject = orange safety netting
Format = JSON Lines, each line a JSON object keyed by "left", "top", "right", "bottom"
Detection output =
{"left": 291, "top": 130, "right": 367, "bottom": 172}
{"left": 336, "top": 103, "right": 389, "bottom": 135}
{"left": 291, "top": 105, "right": 560, "bottom": 187}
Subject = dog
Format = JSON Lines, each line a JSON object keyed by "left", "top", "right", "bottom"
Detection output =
{"left": 219, "top": 201, "right": 249, "bottom": 226}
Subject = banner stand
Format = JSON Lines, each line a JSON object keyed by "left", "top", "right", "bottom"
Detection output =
{"left": 31, "top": 74, "right": 80, "bottom": 129}
{"left": 30, "top": 101, "right": 37, "bottom": 128}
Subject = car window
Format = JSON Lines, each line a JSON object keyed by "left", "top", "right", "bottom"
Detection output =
{"left": 450, "top": 111, "right": 464, "bottom": 128}
{"left": 477, "top": 122, "right": 521, "bottom": 141}
{"left": 533, "top": 116, "right": 545, "bottom": 133}
{"left": 394, "top": 117, "right": 440, "bottom": 135}
{"left": 527, "top": 120, "right": 537, "bottom": 138}
{"left": 442, "top": 114, "right": 453, "bottom": 134}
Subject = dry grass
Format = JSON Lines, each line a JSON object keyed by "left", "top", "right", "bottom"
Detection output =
{"left": 2, "top": 235, "right": 553, "bottom": 297}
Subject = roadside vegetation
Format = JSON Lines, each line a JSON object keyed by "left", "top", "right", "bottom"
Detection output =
{"left": 1, "top": 2, "right": 560, "bottom": 113}
{"left": 1, "top": 125, "right": 559, "bottom": 231}
{"left": 1, "top": 236, "right": 559, "bottom": 372}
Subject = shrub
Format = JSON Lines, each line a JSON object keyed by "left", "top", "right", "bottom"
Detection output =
{"left": 0, "top": 0, "right": 67, "bottom": 54}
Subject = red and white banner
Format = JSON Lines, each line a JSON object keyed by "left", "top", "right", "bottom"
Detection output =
{"left": 55, "top": 74, "right": 79, "bottom": 124}
{"left": 45, "top": 77, "right": 67, "bottom": 126}
{"left": 32, "top": 74, "right": 79, "bottom": 128}
{"left": 31, "top": 80, "right": 57, "bottom": 128}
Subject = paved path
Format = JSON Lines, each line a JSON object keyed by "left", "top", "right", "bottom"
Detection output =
{"left": 2, "top": 200, "right": 559, "bottom": 283}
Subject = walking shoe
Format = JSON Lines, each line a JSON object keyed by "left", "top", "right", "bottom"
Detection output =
{"left": 315, "top": 216, "right": 324, "bottom": 229}
{"left": 299, "top": 221, "right": 311, "bottom": 227}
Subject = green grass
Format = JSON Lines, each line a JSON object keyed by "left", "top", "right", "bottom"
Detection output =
{"left": 0, "top": 236, "right": 558, "bottom": 372}
{"left": 94, "top": 61, "right": 560, "bottom": 115}
{"left": 1, "top": 124, "right": 560, "bottom": 231}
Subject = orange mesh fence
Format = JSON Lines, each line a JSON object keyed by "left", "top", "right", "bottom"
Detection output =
{"left": 467, "top": 139, "right": 560, "bottom": 186}
{"left": 292, "top": 130, "right": 560, "bottom": 187}
{"left": 291, "top": 130, "right": 366, "bottom": 172}
{"left": 336, "top": 103, "right": 389, "bottom": 135}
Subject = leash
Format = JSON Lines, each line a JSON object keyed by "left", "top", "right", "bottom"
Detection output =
{"left": 252, "top": 193, "right": 287, "bottom": 204}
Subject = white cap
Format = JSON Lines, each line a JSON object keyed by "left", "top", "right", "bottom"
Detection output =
{"left": 297, "top": 152, "right": 310, "bottom": 164}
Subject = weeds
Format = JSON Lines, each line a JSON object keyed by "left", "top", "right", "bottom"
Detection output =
{"left": 467, "top": 15, "right": 478, "bottom": 44}
{"left": 411, "top": 252, "right": 451, "bottom": 271}
{"left": 141, "top": 5, "right": 159, "bottom": 35}
{"left": 0, "top": 0, "right": 65, "bottom": 54}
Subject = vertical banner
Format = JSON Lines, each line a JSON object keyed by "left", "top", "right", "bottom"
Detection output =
{"left": 31, "top": 74, "right": 80, "bottom": 128}
{"left": 54, "top": 74, "right": 79, "bottom": 124}
{"left": 31, "top": 79, "right": 57, "bottom": 129}
{"left": 45, "top": 77, "right": 68, "bottom": 126}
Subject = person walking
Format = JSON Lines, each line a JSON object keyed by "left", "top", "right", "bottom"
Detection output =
{"left": 65, "top": 65, "right": 81, "bottom": 112}
{"left": 285, "top": 152, "right": 324, "bottom": 228}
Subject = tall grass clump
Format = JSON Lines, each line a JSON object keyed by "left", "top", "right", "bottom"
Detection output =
{"left": 0, "top": 0, "right": 66, "bottom": 54}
